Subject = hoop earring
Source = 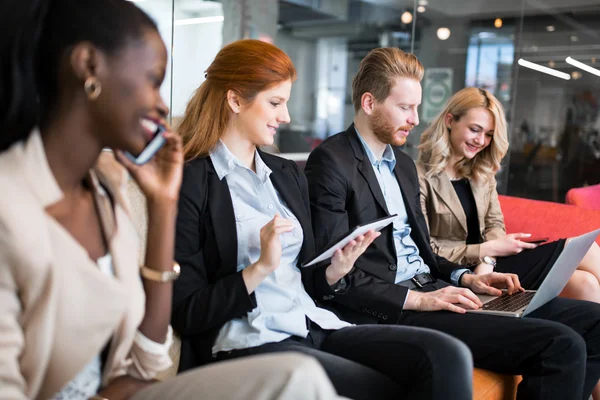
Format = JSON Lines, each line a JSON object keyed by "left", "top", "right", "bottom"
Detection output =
{"left": 84, "top": 77, "right": 102, "bottom": 100}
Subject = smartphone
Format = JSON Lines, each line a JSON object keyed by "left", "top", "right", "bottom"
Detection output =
{"left": 125, "top": 119, "right": 167, "bottom": 165}
{"left": 521, "top": 236, "right": 549, "bottom": 244}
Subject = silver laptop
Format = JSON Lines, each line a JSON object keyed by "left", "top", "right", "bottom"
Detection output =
{"left": 464, "top": 228, "right": 600, "bottom": 318}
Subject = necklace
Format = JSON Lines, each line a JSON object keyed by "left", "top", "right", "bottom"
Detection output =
{"left": 446, "top": 171, "right": 463, "bottom": 181}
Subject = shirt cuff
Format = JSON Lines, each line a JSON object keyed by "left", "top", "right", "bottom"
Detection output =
{"left": 402, "top": 289, "right": 410, "bottom": 309}
{"left": 330, "top": 276, "right": 348, "bottom": 292}
{"left": 134, "top": 325, "right": 173, "bottom": 355}
{"left": 450, "top": 268, "right": 471, "bottom": 286}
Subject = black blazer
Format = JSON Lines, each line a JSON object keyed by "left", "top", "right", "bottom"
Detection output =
{"left": 172, "top": 150, "right": 339, "bottom": 372}
{"left": 305, "top": 125, "right": 461, "bottom": 325}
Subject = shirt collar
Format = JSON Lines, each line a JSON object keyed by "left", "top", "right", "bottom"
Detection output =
{"left": 354, "top": 127, "right": 396, "bottom": 168}
{"left": 210, "top": 140, "right": 272, "bottom": 183}
{"left": 20, "top": 129, "right": 124, "bottom": 237}
{"left": 21, "top": 128, "right": 64, "bottom": 207}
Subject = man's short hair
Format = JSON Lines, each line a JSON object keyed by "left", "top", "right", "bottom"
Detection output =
{"left": 351, "top": 48, "right": 424, "bottom": 112}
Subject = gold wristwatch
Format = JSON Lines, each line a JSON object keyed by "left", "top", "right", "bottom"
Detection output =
{"left": 140, "top": 262, "right": 181, "bottom": 282}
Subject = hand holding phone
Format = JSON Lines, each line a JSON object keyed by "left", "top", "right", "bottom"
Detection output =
{"left": 520, "top": 236, "right": 549, "bottom": 244}
{"left": 115, "top": 124, "right": 184, "bottom": 205}
{"left": 125, "top": 119, "right": 167, "bottom": 165}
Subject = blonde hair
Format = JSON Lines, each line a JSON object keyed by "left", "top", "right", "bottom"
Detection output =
{"left": 178, "top": 40, "right": 296, "bottom": 161}
{"left": 418, "top": 87, "right": 509, "bottom": 183}
{"left": 351, "top": 48, "right": 424, "bottom": 112}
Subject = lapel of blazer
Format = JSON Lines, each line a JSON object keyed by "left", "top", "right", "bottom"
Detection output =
{"left": 207, "top": 161, "right": 238, "bottom": 273}
{"left": 264, "top": 152, "right": 314, "bottom": 260}
{"left": 40, "top": 177, "right": 133, "bottom": 398}
{"left": 91, "top": 168, "right": 145, "bottom": 383}
{"left": 346, "top": 125, "right": 390, "bottom": 215}
{"left": 392, "top": 152, "right": 431, "bottom": 253}
{"left": 430, "top": 173, "right": 468, "bottom": 234}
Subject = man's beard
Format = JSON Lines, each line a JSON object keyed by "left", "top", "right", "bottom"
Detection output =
{"left": 370, "top": 107, "right": 414, "bottom": 146}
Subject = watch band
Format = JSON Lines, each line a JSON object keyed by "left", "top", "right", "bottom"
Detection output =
{"left": 140, "top": 262, "right": 181, "bottom": 283}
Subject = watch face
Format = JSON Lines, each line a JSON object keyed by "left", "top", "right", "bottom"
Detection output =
{"left": 483, "top": 256, "right": 495, "bottom": 266}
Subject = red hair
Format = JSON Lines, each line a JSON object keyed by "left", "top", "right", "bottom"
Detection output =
{"left": 179, "top": 39, "right": 297, "bottom": 161}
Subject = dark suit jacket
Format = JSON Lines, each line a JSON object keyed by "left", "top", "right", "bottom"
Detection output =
{"left": 172, "top": 150, "right": 338, "bottom": 372}
{"left": 305, "top": 125, "right": 461, "bottom": 325}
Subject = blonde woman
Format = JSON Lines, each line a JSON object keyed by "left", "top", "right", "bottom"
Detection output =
{"left": 417, "top": 87, "right": 600, "bottom": 303}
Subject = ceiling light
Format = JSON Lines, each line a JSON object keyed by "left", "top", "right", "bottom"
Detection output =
{"left": 418, "top": 0, "right": 428, "bottom": 5}
{"left": 401, "top": 11, "right": 413, "bottom": 24}
{"left": 546, "top": 25, "right": 555, "bottom": 32}
{"left": 417, "top": 6, "right": 426, "bottom": 13}
{"left": 494, "top": 18, "right": 502, "bottom": 28}
{"left": 570, "top": 35, "right": 579, "bottom": 42}
{"left": 437, "top": 27, "right": 451, "bottom": 40}
{"left": 571, "top": 71, "right": 582, "bottom": 80}
{"left": 518, "top": 58, "right": 570, "bottom": 80}
{"left": 175, "top": 16, "right": 224, "bottom": 26}
{"left": 566, "top": 56, "right": 600, "bottom": 78}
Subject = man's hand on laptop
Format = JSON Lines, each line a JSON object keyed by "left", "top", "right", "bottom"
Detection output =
{"left": 404, "top": 287, "right": 483, "bottom": 314}
{"left": 460, "top": 272, "right": 524, "bottom": 296}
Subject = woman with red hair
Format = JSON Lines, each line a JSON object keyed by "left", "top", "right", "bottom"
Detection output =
{"left": 172, "top": 39, "right": 474, "bottom": 400}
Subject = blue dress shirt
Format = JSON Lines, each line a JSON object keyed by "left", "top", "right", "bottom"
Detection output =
{"left": 210, "top": 141, "right": 350, "bottom": 354}
{"left": 355, "top": 129, "right": 431, "bottom": 283}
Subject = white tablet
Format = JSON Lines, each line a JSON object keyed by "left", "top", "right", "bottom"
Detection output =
{"left": 302, "top": 214, "right": 398, "bottom": 267}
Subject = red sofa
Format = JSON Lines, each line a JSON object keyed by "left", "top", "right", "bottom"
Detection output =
{"left": 499, "top": 195, "right": 600, "bottom": 246}
{"left": 473, "top": 195, "right": 600, "bottom": 400}
{"left": 565, "top": 183, "right": 600, "bottom": 210}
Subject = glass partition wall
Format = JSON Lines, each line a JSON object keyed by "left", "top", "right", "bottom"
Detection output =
{"left": 135, "top": 0, "right": 600, "bottom": 202}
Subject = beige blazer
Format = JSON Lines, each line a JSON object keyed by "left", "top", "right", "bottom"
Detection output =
{"left": 0, "top": 131, "right": 171, "bottom": 400}
{"left": 416, "top": 161, "right": 506, "bottom": 265}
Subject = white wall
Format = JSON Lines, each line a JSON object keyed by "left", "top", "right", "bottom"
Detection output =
{"left": 171, "top": 21, "right": 223, "bottom": 117}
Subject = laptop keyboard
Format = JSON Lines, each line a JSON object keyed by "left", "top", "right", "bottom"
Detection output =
{"left": 481, "top": 291, "right": 536, "bottom": 312}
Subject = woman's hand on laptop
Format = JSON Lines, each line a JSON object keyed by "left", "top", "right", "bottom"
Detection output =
{"left": 404, "top": 287, "right": 483, "bottom": 314}
{"left": 461, "top": 272, "right": 524, "bottom": 296}
{"left": 325, "top": 230, "right": 380, "bottom": 285}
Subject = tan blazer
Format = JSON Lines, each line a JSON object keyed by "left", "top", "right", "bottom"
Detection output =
{"left": 0, "top": 131, "right": 171, "bottom": 400}
{"left": 416, "top": 161, "right": 506, "bottom": 265}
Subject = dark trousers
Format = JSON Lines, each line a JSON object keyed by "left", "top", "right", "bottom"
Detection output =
{"left": 399, "top": 281, "right": 600, "bottom": 400}
{"left": 216, "top": 322, "right": 473, "bottom": 400}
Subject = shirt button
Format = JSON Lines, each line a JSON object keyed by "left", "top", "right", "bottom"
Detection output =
{"left": 268, "top": 204, "right": 274, "bottom": 209}
{"left": 388, "top": 263, "right": 397, "bottom": 271}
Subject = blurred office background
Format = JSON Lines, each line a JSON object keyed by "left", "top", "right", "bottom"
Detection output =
{"left": 132, "top": 0, "right": 600, "bottom": 202}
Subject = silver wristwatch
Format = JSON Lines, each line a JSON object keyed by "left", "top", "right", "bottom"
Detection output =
{"left": 482, "top": 256, "right": 497, "bottom": 270}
